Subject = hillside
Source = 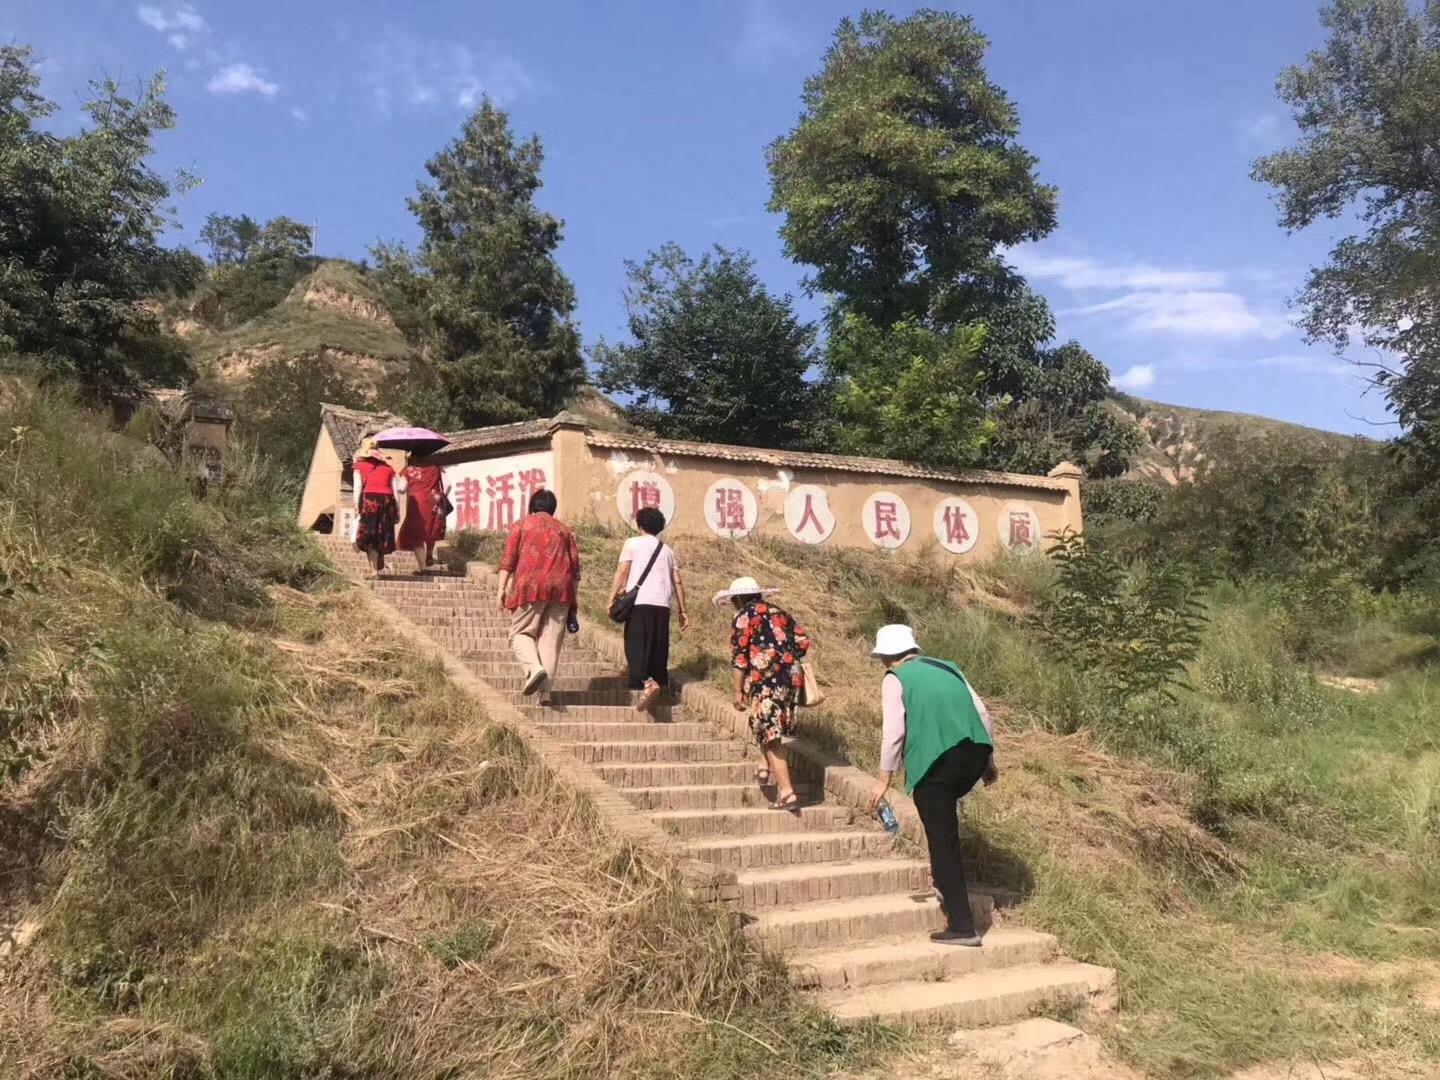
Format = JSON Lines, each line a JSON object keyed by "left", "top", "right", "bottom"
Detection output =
{"left": 1115, "top": 394, "right": 1365, "bottom": 484}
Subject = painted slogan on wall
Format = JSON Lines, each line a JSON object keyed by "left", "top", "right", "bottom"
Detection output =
{"left": 445, "top": 450, "right": 555, "bottom": 533}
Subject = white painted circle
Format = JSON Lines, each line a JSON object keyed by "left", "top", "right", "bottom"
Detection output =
{"left": 997, "top": 501, "right": 1042, "bottom": 552}
{"left": 932, "top": 497, "right": 980, "bottom": 555}
{"left": 615, "top": 470, "right": 676, "bottom": 526}
{"left": 784, "top": 484, "right": 837, "bottom": 545}
{"left": 862, "top": 491, "right": 911, "bottom": 549}
{"left": 703, "top": 477, "right": 759, "bottom": 539}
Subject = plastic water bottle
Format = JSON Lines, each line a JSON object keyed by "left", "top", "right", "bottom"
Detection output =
{"left": 877, "top": 801, "right": 900, "bottom": 835}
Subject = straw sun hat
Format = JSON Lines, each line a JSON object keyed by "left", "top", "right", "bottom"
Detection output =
{"left": 711, "top": 576, "right": 780, "bottom": 606}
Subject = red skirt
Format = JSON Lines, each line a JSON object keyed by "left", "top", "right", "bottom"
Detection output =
{"left": 398, "top": 491, "right": 447, "bottom": 549}
{"left": 355, "top": 494, "right": 398, "bottom": 555}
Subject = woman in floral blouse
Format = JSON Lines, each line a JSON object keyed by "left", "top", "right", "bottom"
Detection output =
{"left": 715, "top": 576, "right": 811, "bottom": 811}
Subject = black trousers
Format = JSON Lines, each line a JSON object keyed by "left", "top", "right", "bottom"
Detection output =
{"left": 912, "top": 739, "right": 993, "bottom": 934}
{"left": 623, "top": 604, "right": 671, "bottom": 689}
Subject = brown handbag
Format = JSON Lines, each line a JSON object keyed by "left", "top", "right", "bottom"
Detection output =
{"left": 799, "top": 656, "right": 824, "bottom": 707}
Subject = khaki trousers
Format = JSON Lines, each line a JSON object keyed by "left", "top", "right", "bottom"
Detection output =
{"left": 509, "top": 601, "right": 568, "bottom": 687}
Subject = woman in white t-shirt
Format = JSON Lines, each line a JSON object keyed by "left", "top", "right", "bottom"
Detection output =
{"left": 607, "top": 507, "right": 690, "bottom": 718}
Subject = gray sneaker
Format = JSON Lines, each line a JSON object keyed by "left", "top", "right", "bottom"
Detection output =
{"left": 522, "top": 668, "right": 548, "bottom": 695}
{"left": 930, "top": 929, "right": 983, "bottom": 947}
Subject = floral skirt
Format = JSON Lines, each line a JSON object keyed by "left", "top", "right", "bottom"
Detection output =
{"left": 747, "top": 683, "right": 800, "bottom": 748}
{"left": 355, "top": 494, "right": 398, "bottom": 555}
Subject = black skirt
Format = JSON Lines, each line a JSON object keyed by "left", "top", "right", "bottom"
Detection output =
{"left": 624, "top": 604, "right": 671, "bottom": 689}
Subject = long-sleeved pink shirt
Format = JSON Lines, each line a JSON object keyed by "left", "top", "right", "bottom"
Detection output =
{"left": 879, "top": 669, "right": 993, "bottom": 773}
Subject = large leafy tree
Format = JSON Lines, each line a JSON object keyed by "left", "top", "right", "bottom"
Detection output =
{"left": 373, "top": 100, "right": 583, "bottom": 429}
{"left": 593, "top": 243, "right": 821, "bottom": 448}
{"left": 766, "top": 11, "right": 1135, "bottom": 477}
{"left": 0, "top": 45, "right": 198, "bottom": 400}
{"left": 1253, "top": 0, "right": 1440, "bottom": 580}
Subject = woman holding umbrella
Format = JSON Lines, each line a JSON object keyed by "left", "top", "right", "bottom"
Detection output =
{"left": 398, "top": 452, "right": 452, "bottom": 573}
{"left": 370, "top": 426, "right": 450, "bottom": 576}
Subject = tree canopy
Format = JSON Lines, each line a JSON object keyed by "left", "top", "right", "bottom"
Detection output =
{"left": 593, "top": 243, "right": 822, "bottom": 448}
{"left": 374, "top": 100, "right": 583, "bottom": 429}
{"left": 0, "top": 45, "right": 197, "bottom": 400}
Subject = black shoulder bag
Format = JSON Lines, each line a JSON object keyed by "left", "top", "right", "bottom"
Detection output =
{"left": 608, "top": 541, "right": 664, "bottom": 624}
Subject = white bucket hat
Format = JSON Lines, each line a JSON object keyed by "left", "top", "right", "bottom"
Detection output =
{"left": 711, "top": 576, "right": 780, "bottom": 606}
{"left": 871, "top": 624, "right": 920, "bottom": 658}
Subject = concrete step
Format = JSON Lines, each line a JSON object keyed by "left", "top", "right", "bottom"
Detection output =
{"left": 621, "top": 784, "right": 810, "bottom": 811}
{"left": 560, "top": 741, "right": 746, "bottom": 765}
{"left": 683, "top": 830, "right": 899, "bottom": 870}
{"left": 745, "top": 891, "right": 993, "bottom": 951}
{"left": 815, "top": 962, "right": 1116, "bottom": 1028}
{"left": 533, "top": 721, "right": 715, "bottom": 742}
{"left": 734, "top": 858, "right": 933, "bottom": 908}
{"left": 593, "top": 761, "right": 759, "bottom": 788}
{"left": 522, "top": 704, "right": 682, "bottom": 723}
{"left": 787, "top": 927, "right": 1060, "bottom": 990}
{"left": 650, "top": 804, "right": 855, "bottom": 840}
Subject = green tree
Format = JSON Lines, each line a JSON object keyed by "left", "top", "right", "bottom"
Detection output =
{"left": 766, "top": 9, "right": 1056, "bottom": 330}
{"left": 0, "top": 45, "right": 198, "bottom": 400}
{"left": 823, "top": 315, "right": 993, "bottom": 468}
{"left": 373, "top": 99, "right": 583, "bottom": 429}
{"left": 234, "top": 355, "right": 371, "bottom": 479}
{"left": 593, "top": 243, "right": 821, "bottom": 448}
{"left": 767, "top": 11, "right": 1136, "bottom": 477}
{"left": 1253, "top": 0, "right": 1440, "bottom": 579}
{"left": 199, "top": 213, "right": 262, "bottom": 264}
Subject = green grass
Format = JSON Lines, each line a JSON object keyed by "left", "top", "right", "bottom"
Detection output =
{"left": 193, "top": 298, "right": 415, "bottom": 369}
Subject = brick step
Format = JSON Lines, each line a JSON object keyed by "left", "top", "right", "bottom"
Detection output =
{"left": 462, "top": 648, "right": 610, "bottom": 664}
{"left": 815, "top": 962, "right": 1116, "bottom": 1028}
{"left": 522, "top": 704, "right": 681, "bottom": 723}
{"left": 399, "top": 614, "right": 510, "bottom": 626}
{"left": 787, "top": 927, "right": 1059, "bottom": 990}
{"left": 734, "top": 859, "right": 933, "bottom": 908}
{"left": 621, "top": 784, "right": 816, "bottom": 811}
{"left": 593, "top": 761, "right": 759, "bottom": 788}
{"left": 650, "top": 804, "right": 855, "bottom": 840}
{"left": 525, "top": 688, "right": 654, "bottom": 707}
{"left": 421, "top": 627, "right": 513, "bottom": 640}
{"left": 745, "top": 891, "right": 994, "bottom": 951}
{"left": 683, "top": 830, "right": 899, "bottom": 870}
{"left": 480, "top": 674, "right": 631, "bottom": 693}
{"left": 561, "top": 741, "right": 747, "bottom": 765}
{"left": 533, "top": 721, "right": 716, "bottom": 742}
{"left": 468, "top": 663, "right": 618, "bottom": 681}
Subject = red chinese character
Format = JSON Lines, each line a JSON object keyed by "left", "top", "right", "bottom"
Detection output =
{"left": 715, "top": 488, "right": 747, "bottom": 531}
{"left": 518, "top": 467, "right": 547, "bottom": 507}
{"left": 873, "top": 500, "right": 901, "bottom": 541}
{"left": 795, "top": 493, "right": 827, "bottom": 536}
{"left": 486, "top": 472, "right": 516, "bottom": 531}
{"left": 943, "top": 505, "right": 971, "bottom": 546}
{"left": 630, "top": 480, "right": 662, "bottom": 520}
{"left": 454, "top": 476, "right": 483, "bottom": 530}
{"left": 1008, "top": 511, "right": 1034, "bottom": 550}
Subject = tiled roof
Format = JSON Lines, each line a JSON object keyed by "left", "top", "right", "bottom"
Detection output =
{"left": 436, "top": 412, "right": 587, "bottom": 456}
{"left": 320, "top": 402, "right": 406, "bottom": 463}
{"left": 583, "top": 430, "right": 1071, "bottom": 492}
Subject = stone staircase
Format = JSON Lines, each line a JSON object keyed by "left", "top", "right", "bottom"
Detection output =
{"left": 322, "top": 538, "right": 1114, "bottom": 1029}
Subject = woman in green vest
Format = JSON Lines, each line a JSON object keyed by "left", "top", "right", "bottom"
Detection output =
{"left": 865, "top": 624, "right": 998, "bottom": 946}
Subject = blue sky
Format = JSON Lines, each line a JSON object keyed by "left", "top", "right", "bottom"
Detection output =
{"left": 8, "top": 0, "right": 1389, "bottom": 435}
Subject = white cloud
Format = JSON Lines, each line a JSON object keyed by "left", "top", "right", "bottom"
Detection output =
{"left": 1113, "top": 364, "right": 1157, "bottom": 391}
{"left": 735, "top": 0, "right": 803, "bottom": 67}
{"left": 136, "top": 4, "right": 207, "bottom": 50}
{"left": 290, "top": 105, "right": 309, "bottom": 122}
{"left": 1256, "top": 354, "right": 1353, "bottom": 378}
{"left": 365, "top": 35, "right": 534, "bottom": 117}
{"left": 1008, "top": 249, "right": 1224, "bottom": 291}
{"left": 1065, "top": 290, "right": 1292, "bottom": 340}
{"left": 1238, "top": 110, "right": 1288, "bottom": 151}
{"left": 207, "top": 63, "right": 279, "bottom": 97}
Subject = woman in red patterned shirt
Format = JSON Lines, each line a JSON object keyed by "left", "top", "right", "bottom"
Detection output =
{"left": 495, "top": 489, "right": 581, "bottom": 703}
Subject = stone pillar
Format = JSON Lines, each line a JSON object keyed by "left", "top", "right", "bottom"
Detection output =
{"left": 549, "top": 416, "right": 592, "bottom": 523}
{"left": 1048, "top": 461, "right": 1085, "bottom": 537}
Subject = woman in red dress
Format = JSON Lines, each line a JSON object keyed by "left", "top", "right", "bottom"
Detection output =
{"left": 398, "top": 453, "right": 451, "bottom": 573}
{"left": 352, "top": 438, "right": 405, "bottom": 578}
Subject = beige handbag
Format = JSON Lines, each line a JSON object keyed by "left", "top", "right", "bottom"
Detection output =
{"left": 799, "top": 657, "right": 824, "bottom": 707}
